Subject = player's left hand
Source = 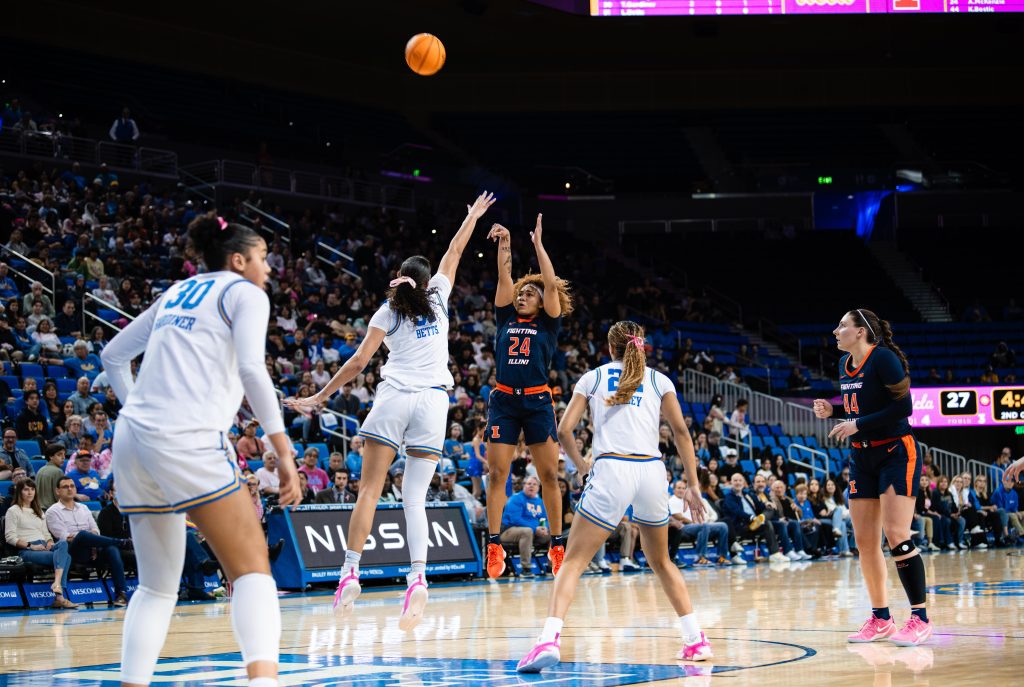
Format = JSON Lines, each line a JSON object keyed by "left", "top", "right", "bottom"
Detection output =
{"left": 276, "top": 454, "right": 302, "bottom": 508}
{"left": 828, "top": 420, "right": 859, "bottom": 441}
{"left": 1003, "top": 456, "right": 1024, "bottom": 488}
{"left": 684, "top": 486, "right": 705, "bottom": 524}
{"left": 467, "top": 191, "right": 496, "bottom": 220}
{"left": 285, "top": 394, "right": 323, "bottom": 416}
{"left": 530, "top": 213, "right": 544, "bottom": 247}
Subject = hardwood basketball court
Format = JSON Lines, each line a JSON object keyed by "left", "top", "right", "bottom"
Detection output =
{"left": 1, "top": 550, "right": 1020, "bottom": 686}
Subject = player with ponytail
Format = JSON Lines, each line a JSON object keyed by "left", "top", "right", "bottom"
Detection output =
{"left": 813, "top": 308, "right": 931, "bottom": 646}
{"left": 517, "top": 320, "right": 712, "bottom": 672}
{"left": 288, "top": 192, "right": 494, "bottom": 631}
{"left": 483, "top": 214, "right": 574, "bottom": 578}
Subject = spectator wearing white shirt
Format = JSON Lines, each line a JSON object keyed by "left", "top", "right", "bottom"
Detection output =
{"left": 256, "top": 450, "right": 281, "bottom": 498}
{"left": 668, "top": 479, "right": 731, "bottom": 566}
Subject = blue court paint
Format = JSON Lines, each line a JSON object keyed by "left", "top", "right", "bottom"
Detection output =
{"left": 0, "top": 646, "right": 816, "bottom": 686}
{"left": 928, "top": 580, "right": 1024, "bottom": 597}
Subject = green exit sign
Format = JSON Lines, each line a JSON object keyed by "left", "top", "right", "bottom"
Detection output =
{"left": 818, "top": 176, "right": 833, "bottom": 185}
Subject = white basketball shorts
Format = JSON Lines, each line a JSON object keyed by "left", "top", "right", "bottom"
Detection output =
{"left": 575, "top": 456, "right": 670, "bottom": 531}
{"left": 358, "top": 381, "right": 449, "bottom": 457}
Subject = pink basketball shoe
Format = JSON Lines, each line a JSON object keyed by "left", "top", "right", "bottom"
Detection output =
{"left": 889, "top": 615, "right": 933, "bottom": 646}
{"left": 517, "top": 635, "right": 561, "bottom": 673}
{"left": 333, "top": 569, "right": 361, "bottom": 616}
{"left": 677, "top": 632, "right": 713, "bottom": 661}
{"left": 398, "top": 574, "right": 429, "bottom": 632}
{"left": 847, "top": 615, "right": 897, "bottom": 643}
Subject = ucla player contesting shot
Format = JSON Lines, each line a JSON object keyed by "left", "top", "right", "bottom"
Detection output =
{"left": 813, "top": 308, "right": 932, "bottom": 646}
{"left": 101, "top": 213, "right": 301, "bottom": 687}
{"left": 288, "top": 192, "right": 495, "bottom": 631}
{"left": 483, "top": 215, "right": 574, "bottom": 578}
{"left": 517, "top": 321, "right": 712, "bottom": 673}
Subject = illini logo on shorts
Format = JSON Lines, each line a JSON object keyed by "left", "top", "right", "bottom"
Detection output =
{"left": 892, "top": 0, "right": 921, "bottom": 10}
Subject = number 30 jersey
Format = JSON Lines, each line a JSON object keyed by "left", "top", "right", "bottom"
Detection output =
{"left": 494, "top": 303, "right": 560, "bottom": 388}
{"left": 102, "top": 271, "right": 286, "bottom": 437}
{"left": 572, "top": 363, "right": 676, "bottom": 459}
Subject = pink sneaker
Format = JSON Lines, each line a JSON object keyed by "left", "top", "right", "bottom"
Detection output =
{"left": 677, "top": 632, "right": 713, "bottom": 661}
{"left": 889, "top": 615, "right": 933, "bottom": 646}
{"left": 517, "top": 635, "right": 561, "bottom": 673}
{"left": 847, "top": 615, "right": 897, "bottom": 643}
{"left": 333, "top": 569, "right": 361, "bottom": 616}
{"left": 398, "top": 575, "right": 428, "bottom": 632}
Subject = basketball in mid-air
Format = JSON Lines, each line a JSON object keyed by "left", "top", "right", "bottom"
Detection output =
{"left": 405, "top": 33, "right": 446, "bottom": 76}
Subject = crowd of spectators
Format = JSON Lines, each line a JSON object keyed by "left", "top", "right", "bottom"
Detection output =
{"left": 1, "top": 157, "right": 1021, "bottom": 596}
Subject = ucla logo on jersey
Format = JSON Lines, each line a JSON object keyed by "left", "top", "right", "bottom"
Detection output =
{"left": 414, "top": 314, "right": 440, "bottom": 339}
{"left": 607, "top": 369, "right": 644, "bottom": 406}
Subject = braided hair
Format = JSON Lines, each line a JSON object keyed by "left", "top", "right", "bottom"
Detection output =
{"left": 606, "top": 320, "right": 647, "bottom": 406}
{"left": 849, "top": 308, "right": 910, "bottom": 375}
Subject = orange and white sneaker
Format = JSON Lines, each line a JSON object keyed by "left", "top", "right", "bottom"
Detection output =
{"left": 486, "top": 543, "right": 506, "bottom": 578}
{"left": 889, "top": 615, "right": 933, "bottom": 646}
{"left": 847, "top": 615, "right": 897, "bottom": 643}
{"left": 548, "top": 545, "right": 565, "bottom": 576}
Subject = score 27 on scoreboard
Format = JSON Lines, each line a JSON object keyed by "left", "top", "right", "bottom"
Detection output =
{"left": 910, "top": 386, "right": 1024, "bottom": 429}
{"left": 591, "top": 0, "right": 1021, "bottom": 14}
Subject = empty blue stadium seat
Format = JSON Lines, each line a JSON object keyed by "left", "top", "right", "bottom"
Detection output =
{"left": 56, "top": 379, "right": 78, "bottom": 394}
{"left": 31, "top": 459, "right": 47, "bottom": 473}
{"left": 0, "top": 481, "right": 12, "bottom": 498}
{"left": 85, "top": 500, "right": 102, "bottom": 511}
{"left": 45, "top": 365, "right": 70, "bottom": 378}
{"left": 1, "top": 375, "right": 20, "bottom": 390}
{"left": 740, "top": 459, "right": 757, "bottom": 475}
{"left": 20, "top": 363, "right": 44, "bottom": 378}
{"left": 97, "top": 309, "right": 118, "bottom": 323}
{"left": 247, "top": 459, "right": 264, "bottom": 473}
{"left": 751, "top": 436, "right": 764, "bottom": 449}
{"left": 17, "top": 440, "right": 41, "bottom": 458}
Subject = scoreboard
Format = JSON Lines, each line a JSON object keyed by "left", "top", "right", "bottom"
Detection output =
{"left": 909, "top": 386, "right": 1024, "bottom": 428}
{"left": 590, "top": 0, "right": 1022, "bottom": 14}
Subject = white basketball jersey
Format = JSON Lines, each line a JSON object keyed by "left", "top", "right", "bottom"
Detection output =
{"left": 368, "top": 273, "right": 454, "bottom": 392}
{"left": 573, "top": 363, "right": 675, "bottom": 458}
{"left": 117, "top": 271, "right": 278, "bottom": 436}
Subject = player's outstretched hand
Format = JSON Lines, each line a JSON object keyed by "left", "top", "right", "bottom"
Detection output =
{"left": 467, "top": 191, "right": 496, "bottom": 219}
{"left": 276, "top": 452, "right": 302, "bottom": 508}
{"left": 529, "top": 213, "right": 544, "bottom": 247}
{"left": 487, "top": 223, "right": 510, "bottom": 242}
{"left": 285, "top": 394, "right": 323, "bottom": 415}
{"left": 812, "top": 399, "right": 834, "bottom": 419}
{"left": 684, "top": 486, "right": 706, "bottom": 524}
{"left": 1003, "top": 456, "right": 1024, "bottom": 488}
{"left": 827, "top": 419, "right": 859, "bottom": 441}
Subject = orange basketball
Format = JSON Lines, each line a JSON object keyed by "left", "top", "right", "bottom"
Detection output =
{"left": 405, "top": 33, "right": 446, "bottom": 76}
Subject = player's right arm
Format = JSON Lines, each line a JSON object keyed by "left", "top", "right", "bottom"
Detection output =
{"left": 487, "top": 223, "right": 514, "bottom": 308}
{"left": 100, "top": 296, "right": 162, "bottom": 402}
{"left": 286, "top": 326, "right": 386, "bottom": 411}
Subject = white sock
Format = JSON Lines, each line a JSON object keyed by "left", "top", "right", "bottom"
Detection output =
{"left": 402, "top": 456, "right": 437, "bottom": 565}
{"left": 249, "top": 679, "right": 277, "bottom": 687}
{"left": 539, "top": 616, "right": 564, "bottom": 644}
{"left": 407, "top": 561, "right": 426, "bottom": 586}
{"left": 231, "top": 573, "right": 281, "bottom": 666}
{"left": 679, "top": 612, "right": 702, "bottom": 644}
{"left": 342, "top": 549, "right": 361, "bottom": 575}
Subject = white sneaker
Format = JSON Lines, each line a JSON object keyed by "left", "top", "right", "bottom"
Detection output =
{"left": 976, "top": 542, "right": 988, "bottom": 550}
{"left": 798, "top": 551, "right": 813, "bottom": 561}
{"left": 731, "top": 542, "right": 744, "bottom": 554}
{"left": 770, "top": 552, "right": 790, "bottom": 564}
{"left": 927, "top": 543, "right": 940, "bottom": 552}
{"left": 786, "top": 550, "right": 801, "bottom": 561}
{"left": 731, "top": 554, "right": 746, "bottom": 565}
{"left": 620, "top": 558, "right": 641, "bottom": 572}
{"left": 947, "top": 543, "right": 957, "bottom": 551}
{"left": 598, "top": 560, "right": 612, "bottom": 573}
{"left": 970, "top": 526, "right": 984, "bottom": 534}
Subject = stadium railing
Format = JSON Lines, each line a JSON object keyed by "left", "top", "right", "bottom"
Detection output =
{"left": 787, "top": 443, "right": 830, "bottom": 479}
{"left": 318, "top": 407, "right": 360, "bottom": 456}
{"left": 0, "top": 129, "right": 178, "bottom": 179}
{"left": 315, "top": 242, "right": 360, "bottom": 281}
{"left": 0, "top": 245, "right": 57, "bottom": 301}
{"left": 83, "top": 293, "right": 129, "bottom": 335}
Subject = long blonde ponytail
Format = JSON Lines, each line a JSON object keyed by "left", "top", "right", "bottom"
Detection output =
{"left": 606, "top": 321, "right": 647, "bottom": 406}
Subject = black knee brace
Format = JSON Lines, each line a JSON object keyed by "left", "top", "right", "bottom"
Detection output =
{"left": 892, "top": 539, "right": 916, "bottom": 557}
{"left": 895, "top": 545, "right": 927, "bottom": 606}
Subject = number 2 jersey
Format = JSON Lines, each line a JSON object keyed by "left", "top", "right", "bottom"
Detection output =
{"left": 835, "top": 345, "right": 912, "bottom": 442}
{"left": 494, "top": 303, "right": 560, "bottom": 389}
{"left": 101, "top": 271, "right": 286, "bottom": 438}
{"left": 573, "top": 362, "right": 676, "bottom": 459}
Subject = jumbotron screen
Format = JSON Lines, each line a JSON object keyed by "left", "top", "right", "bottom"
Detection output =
{"left": 590, "top": 0, "right": 1019, "bottom": 14}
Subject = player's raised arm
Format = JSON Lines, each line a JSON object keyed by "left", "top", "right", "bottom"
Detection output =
{"left": 529, "top": 213, "right": 561, "bottom": 319}
{"left": 285, "top": 326, "right": 386, "bottom": 412}
{"left": 436, "top": 191, "right": 495, "bottom": 285}
{"left": 488, "top": 222, "right": 514, "bottom": 307}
